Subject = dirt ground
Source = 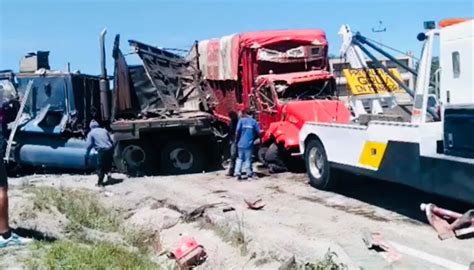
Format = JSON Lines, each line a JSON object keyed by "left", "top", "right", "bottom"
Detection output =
{"left": 1, "top": 168, "right": 473, "bottom": 269}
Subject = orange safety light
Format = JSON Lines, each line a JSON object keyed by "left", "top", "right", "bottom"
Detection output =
{"left": 439, "top": 18, "right": 472, "bottom": 28}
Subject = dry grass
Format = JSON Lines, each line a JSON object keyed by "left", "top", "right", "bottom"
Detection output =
{"left": 26, "top": 240, "right": 159, "bottom": 270}
{"left": 304, "top": 249, "right": 348, "bottom": 270}
{"left": 123, "top": 228, "right": 160, "bottom": 254}
{"left": 199, "top": 212, "right": 249, "bottom": 256}
{"left": 23, "top": 186, "right": 159, "bottom": 269}
{"left": 26, "top": 186, "right": 121, "bottom": 232}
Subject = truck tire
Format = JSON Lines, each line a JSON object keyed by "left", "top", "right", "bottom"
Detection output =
{"left": 119, "top": 144, "right": 147, "bottom": 176}
{"left": 160, "top": 141, "right": 204, "bottom": 175}
{"left": 257, "top": 146, "right": 268, "bottom": 165}
{"left": 304, "top": 138, "right": 336, "bottom": 190}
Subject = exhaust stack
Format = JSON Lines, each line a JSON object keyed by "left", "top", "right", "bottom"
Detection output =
{"left": 99, "top": 28, "right": 110, "bottom": 121}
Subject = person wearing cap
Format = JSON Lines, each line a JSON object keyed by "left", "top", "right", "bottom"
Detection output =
{"left": 234, "top": 109, "right": 260, "bottom": 180}
{"left": 86, "top": 120, "right": 114, "bottom": 186}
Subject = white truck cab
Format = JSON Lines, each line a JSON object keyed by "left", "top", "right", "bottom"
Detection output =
{"left": 439, "top": 19, "right": 474, "bottom": 105}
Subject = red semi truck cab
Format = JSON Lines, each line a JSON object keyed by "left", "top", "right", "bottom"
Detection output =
{"left": 194, "top": 29, "right": 350, "bottom": 154}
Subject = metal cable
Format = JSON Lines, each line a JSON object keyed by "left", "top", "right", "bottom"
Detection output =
{"left": 363, "top": 36, "right": 419, "bottom": 61}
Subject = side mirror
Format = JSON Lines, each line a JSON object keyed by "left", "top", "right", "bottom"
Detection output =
{"left": 417, "top": 33, "right": 427, "bottom": 41}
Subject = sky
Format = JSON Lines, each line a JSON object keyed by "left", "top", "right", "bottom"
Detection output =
{"left": 1, "top": 0, "right": 473, "bottom": 75}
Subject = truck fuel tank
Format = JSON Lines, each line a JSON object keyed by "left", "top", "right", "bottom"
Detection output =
{"left": 17, "top": 137, "right": 98, "bottom": 170}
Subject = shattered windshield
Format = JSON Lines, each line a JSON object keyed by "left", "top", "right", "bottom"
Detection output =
{"left": 18, "top": 77, "right": 67, "bottom": 116}
{"left": 276, "top": 80, "right": 332, "bottom": 102}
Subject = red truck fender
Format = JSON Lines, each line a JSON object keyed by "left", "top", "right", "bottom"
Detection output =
{"left": 262, "top": 121, "right": 300, "bottom": 150}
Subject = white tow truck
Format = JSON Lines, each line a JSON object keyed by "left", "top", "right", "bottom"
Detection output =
{"left": 299, "top": 19, "right": 474, "bottom": 205}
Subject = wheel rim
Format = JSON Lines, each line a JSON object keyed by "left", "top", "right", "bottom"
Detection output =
{"left": 169, "top": 147, "right": 194, "bottom": 171}
{"left": 123, "top": 145, "right": 146, "bottom": 168}
{"left": 308, "top": 146, "right": 324, "bottom": 178}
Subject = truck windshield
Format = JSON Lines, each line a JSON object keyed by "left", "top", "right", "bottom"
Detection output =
{"left": 257, "top": 44, "right": 325, "bottom": 75}
{"left": 276, "top": 80, "right": 332, "bottom": 102}
{"left": 18, "top": 77, "right": 67, "bottom": 116}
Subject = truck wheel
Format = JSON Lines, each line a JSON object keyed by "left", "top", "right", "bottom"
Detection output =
{"left": 304, "top": 139, "right": 335, "bottom": 190}
{"left": 121, "top": 144, "right": 147, "bottom": 176}
{"left": 257, "top": 146, "right": 268, "bottom": 165}
{"left": 160, "top": 141, "right": 204, "bottom": 175}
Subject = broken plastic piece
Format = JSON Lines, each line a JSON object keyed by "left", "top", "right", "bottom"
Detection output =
{"left": 170, "top": 236, "right": 207, "bottom": 269}
{"left": 362, "top": 230, "right": 402, "bottom": 263}
{"left": 244, "top": 199, "right": 265, "bottom": 210}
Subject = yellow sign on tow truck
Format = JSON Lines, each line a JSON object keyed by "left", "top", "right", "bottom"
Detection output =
{"left": 343, "top": 68, "right": 404, "bottom": 96}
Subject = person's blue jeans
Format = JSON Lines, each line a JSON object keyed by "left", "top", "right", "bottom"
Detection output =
{"left": 234, "top": 147, "right": 253, "bottom": 177}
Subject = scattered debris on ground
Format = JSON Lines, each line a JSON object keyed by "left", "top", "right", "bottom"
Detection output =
{"left": 170, "top": 235, "right": 207, "bottom": 269}
{"left": 362, "top": 230, "right": 402, "bottom": 263}
{"left": 244, "top": 198, "right": 265, "bottom": 210}
{"left": 421, "top": 203, "right": 474, "bottom": 240}
{"left": 1, "top": 171, "right": 472, "bottom": 269}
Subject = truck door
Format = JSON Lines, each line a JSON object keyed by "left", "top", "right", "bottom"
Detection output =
{"left": 254, "top": 84, "right": 279, "bottom": 131}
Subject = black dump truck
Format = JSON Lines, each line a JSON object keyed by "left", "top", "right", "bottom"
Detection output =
{"left": 0, "top": 30, "right": 223, "bottom": 175}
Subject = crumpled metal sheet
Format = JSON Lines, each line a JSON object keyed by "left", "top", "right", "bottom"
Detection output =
{"left": 129, "top": 40, "right": 185, "bottom": 113}
{"left": 113, "top": 35, "right": 134, "bottom": 116}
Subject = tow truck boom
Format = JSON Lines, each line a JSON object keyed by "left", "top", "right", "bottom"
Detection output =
{"left": 338, "top": 24, "right": 439, "bottom": 121}
{"left": 300, "top": 19, "right": 474, "bottom": 205}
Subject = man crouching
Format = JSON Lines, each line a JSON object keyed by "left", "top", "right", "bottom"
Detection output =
{"left": 86, "top": 120, "right": 114, "bottom": 187}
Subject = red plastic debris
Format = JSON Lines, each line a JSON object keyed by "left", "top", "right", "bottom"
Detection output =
{"left": 170, "top": 236, "right": 207, "bottom": 269}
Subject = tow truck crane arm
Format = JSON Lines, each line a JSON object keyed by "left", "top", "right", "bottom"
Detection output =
{"left": 338, "top": 24, "right": 439, "bottom": 121}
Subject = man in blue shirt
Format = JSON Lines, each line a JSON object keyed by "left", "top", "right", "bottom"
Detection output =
{"left": 86, "top": 120, "right": 114, "bottom": 186}
{"left": 234, "top": 109, "right": 260, "bottom": 180}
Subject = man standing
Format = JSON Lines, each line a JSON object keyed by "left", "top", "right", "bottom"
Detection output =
{"left": 86, "top": 120, "right": 114, "bottom": 186}
{"left": 226, "top": 111, "right": 239, "bottom": 177}
{"left": 0, "top": 95, "right": 32, "bottom": 248}
{"left": 234, "top": 109, "right": 260, "bottom": 180}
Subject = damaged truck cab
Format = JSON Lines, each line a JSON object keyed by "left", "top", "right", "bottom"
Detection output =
{"left": 4, "top": 70, "right": 101, "bottom": 170}
{"left": 255, "top": 72, "right": 350, "bottom": 153}
{"left": 195, "top": 30, "right": 349, "bottom": 165}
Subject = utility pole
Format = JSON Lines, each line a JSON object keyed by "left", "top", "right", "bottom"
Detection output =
{"left": 372, "top": 21, "right": 387, "bottom": 64}
{"left": 372, "top": 20, "right": 387, "bottom": 45}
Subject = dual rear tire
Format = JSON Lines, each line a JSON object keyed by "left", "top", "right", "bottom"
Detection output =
{"left": 160, "top": 141, "right": 204, "bottom": 175}
{"left": 117, "top": 140, "right": 205, "bottom": 176}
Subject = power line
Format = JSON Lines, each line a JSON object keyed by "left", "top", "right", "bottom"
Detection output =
{"left": 363, "top": 36, "right": 420, "bottom": 61}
